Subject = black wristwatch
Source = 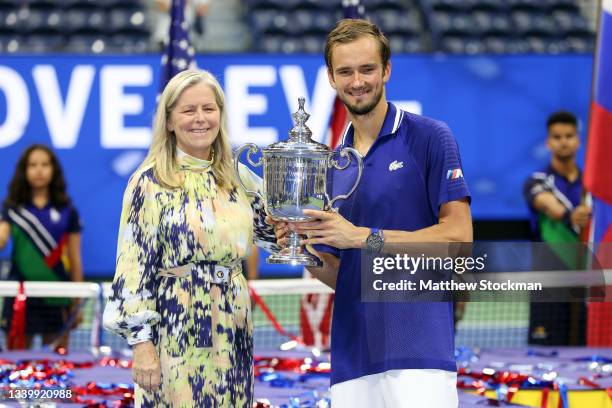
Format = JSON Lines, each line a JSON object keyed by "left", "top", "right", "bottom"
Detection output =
{"left": 366, "top": 228, "right": 385, "bottom": 254}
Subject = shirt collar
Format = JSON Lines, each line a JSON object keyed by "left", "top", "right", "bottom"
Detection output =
{"left": 340, "top": 102, "right": 402, "bottom": 148}
{"left": 546, "top": 164, "right": 581, "bottom": 184}
{"left": 176, "top": 147, "right": 214, "bottom": 170}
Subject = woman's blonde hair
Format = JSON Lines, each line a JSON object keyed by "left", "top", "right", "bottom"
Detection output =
{"left": 142, "top": 69, "right": 237, "bottom": 190}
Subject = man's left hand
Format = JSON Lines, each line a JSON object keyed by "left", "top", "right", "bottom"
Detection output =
{"left": 570, "top": 204, "right": 591, "bottom": 230}
{"left": 293, "top": 209, "right": 369, "bottom": 249}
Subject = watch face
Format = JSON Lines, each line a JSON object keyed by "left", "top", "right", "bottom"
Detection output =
{"left": 367, "top": 232, "right": 384, "bottom": 253}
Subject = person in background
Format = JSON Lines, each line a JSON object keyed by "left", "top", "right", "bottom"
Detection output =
{"left": 524, "top": 111, "right": 590, "bottom": 345}
{"left": 0, "top": 144, "right": 83, "bottom": 350}
{"left": 103, "top": 69, "right": 276, "bottom": 407}
{"left": 149, "top": 0, "right": 210, "bottom": 51}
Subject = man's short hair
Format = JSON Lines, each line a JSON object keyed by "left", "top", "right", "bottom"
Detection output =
{"left": 547, "top": 111, "right": 577, "bottom": 130}
{"left": 324, "top": 19, "right": 390, "bottom": 72}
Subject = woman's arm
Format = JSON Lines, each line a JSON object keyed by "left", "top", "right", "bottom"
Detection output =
{"left": 103, "top": 170, "right": 162, "bottom": 346}
{"left": 103, "top": 170, "right": 163, "bottom": 391}
{"left": 67, "top": 233, "right": 83, "bottom": 282}
{"left": 236, "top": 163, "right": 280, "bottom": 252}
{"left": 0, "top": 221, "right": 9, "bottom": 250}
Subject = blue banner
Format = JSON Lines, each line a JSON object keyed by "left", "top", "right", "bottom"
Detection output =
{"left": 0, "top": 54, "right": 593, "bottom": 276}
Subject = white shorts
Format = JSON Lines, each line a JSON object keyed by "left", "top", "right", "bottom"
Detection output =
{"left": 330, "top": 369, "right": 458, "bottom": 408}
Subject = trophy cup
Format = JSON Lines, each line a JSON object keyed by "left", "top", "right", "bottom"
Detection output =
{"left": 234, "top": 97, "right": 363, "bottom": 266}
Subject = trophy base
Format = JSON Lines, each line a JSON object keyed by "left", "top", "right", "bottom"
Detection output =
{"left": 266, "top": 252, "right": 322, "bottom": 267}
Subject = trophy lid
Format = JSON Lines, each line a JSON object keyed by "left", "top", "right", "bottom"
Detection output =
{"left": 265, "top": 97, "right": 330, "bottom": 155}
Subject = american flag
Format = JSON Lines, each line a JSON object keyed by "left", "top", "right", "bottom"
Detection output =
{"left": 327, "top": 0, "right": 367, "bottom": 148}
{"left": 159, "top": 0, "right": 197, "bottom": 93}
{"left": 342, "top": 0, "right": 366, "bottom": 20}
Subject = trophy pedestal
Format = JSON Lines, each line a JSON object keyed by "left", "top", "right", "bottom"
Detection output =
{"left": 266, "top": 230, "right": 322, "bottom": 267}
{"left": 266, "top": 250, "right": 322, "bottom": 267}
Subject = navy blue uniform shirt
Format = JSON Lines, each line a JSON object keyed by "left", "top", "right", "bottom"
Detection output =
{"left": 523, "top": 166, "right": 583, "bottom": 240}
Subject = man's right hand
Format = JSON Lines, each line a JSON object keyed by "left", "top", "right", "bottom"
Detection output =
{"left": 132, "top": 341, "right": 161, "bottom": 391}
{"left": 570, "top": 204, "right": 591, "bottom": 229}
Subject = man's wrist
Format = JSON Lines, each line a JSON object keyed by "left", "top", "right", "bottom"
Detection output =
{"left": 355, "top": 227, "right": 370, "bottom": 249}
{"left": 564, "top": 208, "right": 581, "bottom": 233}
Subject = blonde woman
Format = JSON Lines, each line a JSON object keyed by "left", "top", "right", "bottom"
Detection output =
{"left": 103, "top": 69, "right": 276, "bottom": 407}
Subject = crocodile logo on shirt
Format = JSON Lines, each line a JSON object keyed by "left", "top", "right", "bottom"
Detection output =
{"left": 389, "top": 160, "right": 404, "bottom": 171}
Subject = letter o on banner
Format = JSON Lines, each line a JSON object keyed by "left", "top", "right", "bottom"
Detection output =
{"left": 0, "top": 66, "right": 29, "bottom": 148}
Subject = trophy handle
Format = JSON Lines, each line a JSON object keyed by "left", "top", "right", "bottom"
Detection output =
{"left": 328, "top": 147, "right": 363, "bottom": 209}
{"left": 234, "top": 143, "right": 264, "bottom": 201}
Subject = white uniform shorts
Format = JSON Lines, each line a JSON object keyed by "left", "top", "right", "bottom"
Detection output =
{"left": 330, "top": 369, "right": 458, "bottom": 408}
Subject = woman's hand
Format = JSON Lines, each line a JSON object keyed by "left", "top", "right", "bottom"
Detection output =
{"left": 132, "top": 341, "right": 161, "bottom": 391}
{"left": 265, "top": 215, "right": 290, "bottom": 247}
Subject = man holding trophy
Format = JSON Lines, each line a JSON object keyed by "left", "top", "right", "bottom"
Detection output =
{"left": 273, "top": 19, "right": 472, "bottom": 407}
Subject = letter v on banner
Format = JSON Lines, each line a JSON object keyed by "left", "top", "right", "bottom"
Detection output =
{"left": 299, "top": 0, "right": 367, "bottom": 348}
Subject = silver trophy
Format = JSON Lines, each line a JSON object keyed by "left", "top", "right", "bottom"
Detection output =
{"left": 234, "top": 97, "right": 363, "bottom": 266}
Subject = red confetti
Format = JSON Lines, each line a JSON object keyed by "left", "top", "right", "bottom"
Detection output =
{"left": 0, "top": 357, "right": 134, "bottom": 406}
{"left": 253, "top": 356, "right": 330, "bottom": 376}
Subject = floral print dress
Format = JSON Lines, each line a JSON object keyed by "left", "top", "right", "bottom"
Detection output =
{"left": 103, "top": 152, "right": 276, "bottom": 407}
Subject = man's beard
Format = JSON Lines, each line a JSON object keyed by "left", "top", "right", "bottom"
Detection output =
{"left": 342, "top": 86, "right": 383, "bottom": 116}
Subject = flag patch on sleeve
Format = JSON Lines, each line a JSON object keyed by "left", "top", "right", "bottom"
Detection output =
{"left": 447, "top": 168, "right": 464, "bottom": 180}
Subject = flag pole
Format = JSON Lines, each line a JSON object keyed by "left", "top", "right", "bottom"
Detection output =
{"left": 585, "top": 0, "right": 604, "bottom": 153}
